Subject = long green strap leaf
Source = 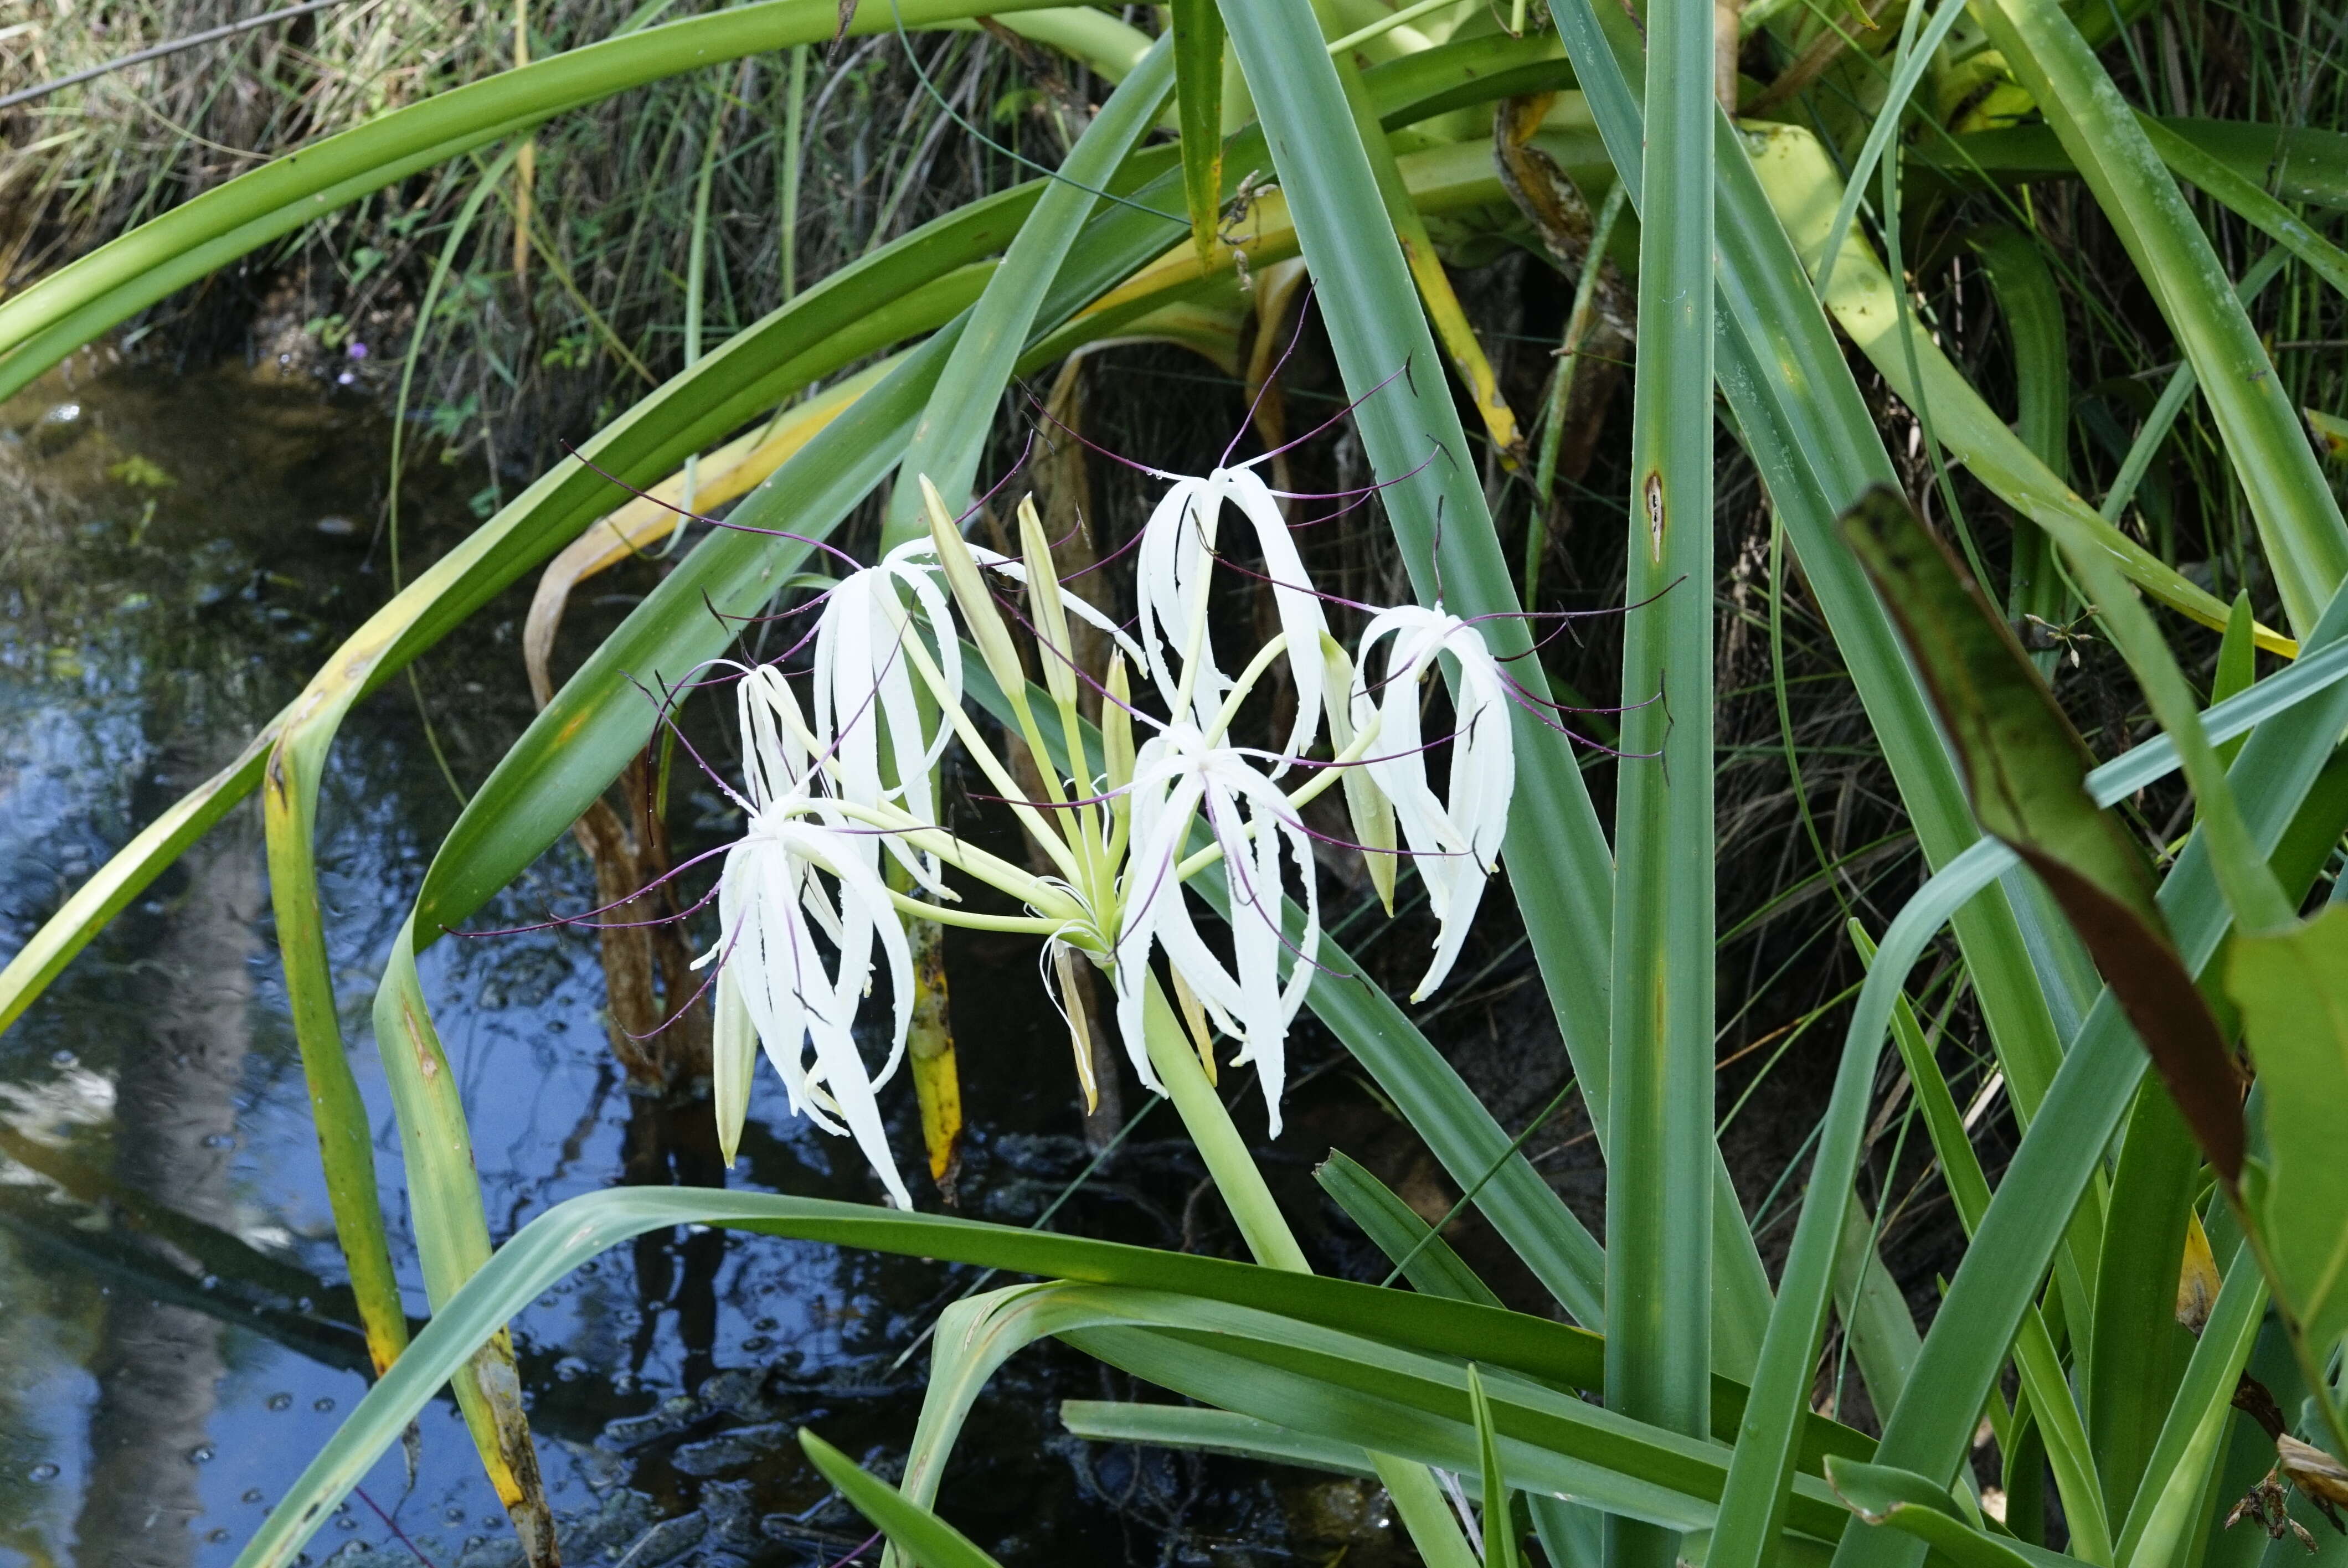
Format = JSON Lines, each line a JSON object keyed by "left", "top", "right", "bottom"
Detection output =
{"left": 801, "top": 1431, "right": 1007, "bottom": 1568}
{"left": 1746, "top": 124, "right": 2293, "bottom": 659}
{"left": 1543, "top": 0, "right": 2078, "bottom": 1390}
{"left": 1920, "top": 118, "right": 2348, "bottom": 212}
{"left": 225, "top": 1187, "right": 1865, "bottom": 1568}
{"left": 1824, "top": 1459, "right": 2042, "bottom": 1568}
{"left": 1609, "top": 0, "right": 1720, "bottom": 1541}
{"left": 1172, "top": 0, "right": 1228, "bottom": 268}
{"left": 2143, "top": 116, "right": 2348, "bottom": 303}
{"left": 1316, "top": 1150, "right": 1505, "bottom": 1308}
{"left": 1059, "top": 1400, "right": 1377, "bottom": 1477}
{"left": 2086, "top": 1082, "right": 2203, "bottom": 1520}
{"left": 2110, "top": 1242, "right": 2268, "bottom": 1566}
{"left": 1965, "top": 224, "right": 2072, "bottom": 649}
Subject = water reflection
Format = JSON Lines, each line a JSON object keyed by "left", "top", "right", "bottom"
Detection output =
{"left": 72, "top": 787, "right": 260, "bottom": 1568}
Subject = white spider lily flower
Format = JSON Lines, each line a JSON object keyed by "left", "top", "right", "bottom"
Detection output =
{"left": 698, "top": 793, "right": 916, "bottom": 1209}
{"left": 1135, "top": 466, "right": 1329, "bottom": 764}
{"left": 811, "top": 539, "right": 962, "bottom": 880}
{"left": 697, "top": 663, "right": 917, "bottom": 1203}
{"left": 1113, "top": 723, "right": 1320, "bottom": 1136}
{"left": 1350, "top": 606, "right": 1516, "bottom": 1000}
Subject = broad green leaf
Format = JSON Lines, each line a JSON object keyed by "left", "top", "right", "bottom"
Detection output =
{"left": 1608, "top": 0, "right": 1723, "bottom": 1520}
{"left": 1542, "top": 0, "right": 2081, "bottom": 1337}
{"left": 882, "top": 1285, "right": 1078, "bottom": 1568}
{"left": 1222, "top": 0, "right": 1776, "bottom": 1374}
{"left": 1747, "top": 122, "right": 2294, "bottom": 659}
{"left": 980, "top": 8, "right": 1155, "bottom": 80}
{"left": 1840, "top": 489, "right": 2246, "bottom": 1182}
{"left": 1848, "top": 918, "right": 2099, "bottom": 1546}
{"left": 1130, "top": 971, "right": 1477, "bottom": 1568}
{"left": 1924, "top": 120, "right": 2348, "bottom": 213}
{"left": 1060, "top": 1309, "right": 1856, "bottom": 1541}
{"left": 2111, "top": 1241, "right": 2269, "bottom": 1568}
{"left": 1829, "top": 579, "right": 2348, "bottom": 1568}
{"left": 2141, "top": 117, "right": 2348, "bottom": 304}
{"left": 1964, "top": 224, "right": 2071, "bottom": 646}
{"left": 1716, "top": 508, "right": 2134, "bottom": 1568}
{"left": 2228, "top": 906, "right": 2348, "bottom": 1361}
{"left": 254, "top": 765, "right": 406, "bottom": 1368}
{"left": 223, "top": 1187, "right": 1863, "bottom": 1568}
{"left": 800, "top": 1430, "right": 1006, "bottom": 1568}
{"left": 1831, "top": 1196, "right": 1923, "bottom": 1416}
{"left": 2215, "top": 595, "right": 2259, "bottom": 770}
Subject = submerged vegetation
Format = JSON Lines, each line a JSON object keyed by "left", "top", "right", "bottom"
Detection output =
{"left": 7, "top": 0, "right": 2348, "bottom": 1564}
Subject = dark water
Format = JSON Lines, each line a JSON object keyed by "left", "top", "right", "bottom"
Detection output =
{"left": 0, "top": 354, "right": 1403, "bottom": 1567}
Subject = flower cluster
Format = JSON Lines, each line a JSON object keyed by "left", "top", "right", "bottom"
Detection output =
{"left": 696, "top": 463, "right": 1518, "bottom": 1205}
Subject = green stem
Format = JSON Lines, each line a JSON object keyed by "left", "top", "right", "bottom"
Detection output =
{"left": 1137, "top": 973, "right": 1476, "bottom": 1568}
{"left": 1141, "top": 973, "right": 1305, "bottom": 1270}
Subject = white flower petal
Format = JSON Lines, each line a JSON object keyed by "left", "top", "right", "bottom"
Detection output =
{"left": 712, "top": 804, "right": 916, "bottom": 1210}
{"left": 1349, "top": 607, "right": 1516, "bottom": 1000}
{"left": 1132, "top": 470, "right": 1330, "bottom": 766}
{"left": 1111, "top": 726, "right": 1321, "bottom": 1136}
{"left": 1135, "top": 478, "right": 1221, "bottom": 720}
{"left": 710, "top": 966, "right": 756, "bottom": 1167}
{"left": 810, "top": 541, "right": 965, "bottom": 886}
{"left": 735, "top": 662, "right": 815, "bottom": 812}
{"left": 1219, "top": 467, "right": 1328, "bottom": 765}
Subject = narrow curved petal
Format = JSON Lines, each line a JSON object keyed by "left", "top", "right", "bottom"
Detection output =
{"left": 1349, "top": 607, "right": 1517, "bottom": 999}
{"left": 1111, "top": 726, "right": 1321, "bottom": 1135}
{"left": 736, "top": 662, "right": 815, "bottom": 812}
{"left": 1131, "top": 468, "right": 1334, "bottom": 761}
{"left": 710, "top": 808, "right": 918, "bottom": 1209}
{"left": 1219, "top": 466, "right": 1329, "bottom": 765}
{"left": 810, "top": 541, "right": 967, "bottom": 884}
